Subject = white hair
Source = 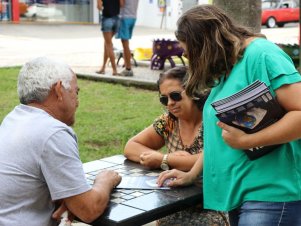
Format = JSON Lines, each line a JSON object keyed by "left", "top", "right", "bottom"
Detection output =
{"left": 17, "top": 57, "right": 74, "bottom": 104}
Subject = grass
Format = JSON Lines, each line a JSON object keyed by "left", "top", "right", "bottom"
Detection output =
{"left": 0, "top": 67, "right": 163, "bottom": 162}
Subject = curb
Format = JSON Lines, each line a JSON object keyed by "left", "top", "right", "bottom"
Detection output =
{"left": 76, "top": 73, "right": 158, "bottom": 91}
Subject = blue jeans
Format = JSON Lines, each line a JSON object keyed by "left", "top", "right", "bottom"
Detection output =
{"left": 101, "top": 16, "right": 120, "bottom": 33}
{"left": 229, "top": 201, "right": 301, "bottom": 226}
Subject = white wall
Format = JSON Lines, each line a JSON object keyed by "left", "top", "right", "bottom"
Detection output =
{"left": 199, "top": 0, "right": 210, "bottom": 4}
{"left": 136, "top": 0, "right": 211, "bottom": 30}
{"left": 136, "top": 0, "right": 182, "bottom": 30}
{"left": 92, "top": 0, "right": 98, "bottom": 24}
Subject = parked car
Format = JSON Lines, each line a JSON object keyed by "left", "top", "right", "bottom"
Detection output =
{"left": 262, "top": 0, "right": 299, "bottom": 28}
{"left": 24, "top": 3, "right": 64, "bottom": 20}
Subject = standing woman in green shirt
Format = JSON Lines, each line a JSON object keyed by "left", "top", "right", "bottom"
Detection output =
{"left": 158, "top": 4, "right": 301, "bottom": 226}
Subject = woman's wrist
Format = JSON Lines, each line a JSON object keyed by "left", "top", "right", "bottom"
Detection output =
{"left": 187, "top": 168, "right": 200, "bottom": 183}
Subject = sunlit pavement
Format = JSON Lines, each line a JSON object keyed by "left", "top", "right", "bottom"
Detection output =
{"left": 0, "top": 23, "right": 299, "bottom": 85}
{"left": 0, "top": 23, "right": 298, "bottom": 69}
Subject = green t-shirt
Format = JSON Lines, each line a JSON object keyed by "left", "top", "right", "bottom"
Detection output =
{"left": 203, "top": 38, "right": 301, "bottom": 211}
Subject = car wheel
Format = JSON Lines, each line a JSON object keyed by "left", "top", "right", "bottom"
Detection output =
{"left": 266, "top": 17, "right": 277, "bottom": 28}
{"left": 31, "top": 13, "right": 37, "bottom": 21}
{"left": 277, "top": 23, "right": 285, "bottom": 27}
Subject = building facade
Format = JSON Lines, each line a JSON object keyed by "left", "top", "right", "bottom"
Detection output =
{"left": 0, "top": 0, "right": 209, "bottom": 29}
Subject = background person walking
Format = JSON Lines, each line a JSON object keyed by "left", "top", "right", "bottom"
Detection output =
{"left": 96, "top": 0, "right": 124, "bottom": 76}
{"left": 116, "top": 0, "right": 139, "bottom": 77}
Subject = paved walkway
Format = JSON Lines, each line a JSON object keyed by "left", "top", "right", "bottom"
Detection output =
{"left": 0, "top": 23, "right": 177, "bottom": 87}
{"left": 0, "top": 23, "right": 299, "bottom": 88}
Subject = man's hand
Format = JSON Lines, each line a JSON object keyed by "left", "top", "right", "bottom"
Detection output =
{"left": 52, "top": 202, "right": 74, "bottom": 225}
{"left": 95, "top": 170, "right": 121, "bottom": 189}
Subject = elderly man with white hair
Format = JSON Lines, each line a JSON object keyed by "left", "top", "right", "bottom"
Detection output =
{"left": 0, "top": 57, "right": 121, "bottom": 226}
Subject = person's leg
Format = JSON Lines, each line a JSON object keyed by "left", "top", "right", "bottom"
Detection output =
{"left": 98, "top": 16, "right": 110, "bottom": 74}
{"left": 97, "top": 42, "right": 108, "bottom": 73}
{"left": 119, "top": 18, "right": 136, "bottom": 76}
{"left": 103, "top": 31, "right": 118, "bottom": 75}
{"left": 121, "top": 39, "right": 131, "bottom": 70}
{"left": 98, "top": 16, "right": 119, "bottom": 75}
{"left": 229, "top": 201, "right": 301, "bottom": 226}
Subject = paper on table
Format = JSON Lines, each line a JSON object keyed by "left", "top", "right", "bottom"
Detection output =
{"left": 116, "top": 176, "right": 171, "bottom": 190}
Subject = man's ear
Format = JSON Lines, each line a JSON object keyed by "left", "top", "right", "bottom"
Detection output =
{"left": 53, "top": 81, "right": 63, "bottom": 101}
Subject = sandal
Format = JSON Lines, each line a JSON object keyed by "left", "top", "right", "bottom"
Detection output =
{"left": 95, "top": 70, "right": 105, "bottom": 74}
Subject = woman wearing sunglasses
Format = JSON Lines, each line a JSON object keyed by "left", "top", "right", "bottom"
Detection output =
{"left": 124, "top": 66, "right": 228, "bottom": 226}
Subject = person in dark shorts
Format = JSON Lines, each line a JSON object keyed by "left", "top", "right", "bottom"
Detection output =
{"left": 96, "top": 0, "right": 124, "bottom": 75}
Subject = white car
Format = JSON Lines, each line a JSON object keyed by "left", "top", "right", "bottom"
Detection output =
{"left": 24, "top": 3, "right": 64, "bottom": 19}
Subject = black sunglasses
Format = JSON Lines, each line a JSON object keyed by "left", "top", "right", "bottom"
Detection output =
{"left": 159, "top": 91, "right": 184, "bottom": 106}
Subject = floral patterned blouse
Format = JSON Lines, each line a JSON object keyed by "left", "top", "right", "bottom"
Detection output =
{"left": 153, "top": 114, "right": 228, "bottom": 226}
{"left": 153, "top": 113, "right": 203, "bottom": 154}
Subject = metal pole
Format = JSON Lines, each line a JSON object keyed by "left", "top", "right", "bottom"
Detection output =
{"left": 11, "top": 0, "right": 20, "bottom": 23}
{"left": 160, "top": 5, "right": 166, "bottom": 29}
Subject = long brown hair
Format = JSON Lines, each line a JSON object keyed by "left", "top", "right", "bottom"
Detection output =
{"left": 175, "top": 4, "right": 265, "bottom": 97}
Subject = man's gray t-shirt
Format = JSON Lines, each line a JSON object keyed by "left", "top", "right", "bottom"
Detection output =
{"left": 120, "top": 0, "right": 139, "bottom": 18}
{"left": 0, "top": 104, "right": 91, "bottom": 226}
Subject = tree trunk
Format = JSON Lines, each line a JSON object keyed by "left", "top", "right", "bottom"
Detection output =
{"left": 212, "top": 0, "right": 261, "bottom": 33}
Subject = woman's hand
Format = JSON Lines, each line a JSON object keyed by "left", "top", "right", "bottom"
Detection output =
{"left": 217, "top": 121, "right": 252, "bottom": 149}
{"left": 139, "top": 151, "right": 163, "bottom": 169}
{"left": 157, "top": 169, "right": 196, "bottom": 187}
{"left": 218, "top": 83, "right": 301, "bottom": 150}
